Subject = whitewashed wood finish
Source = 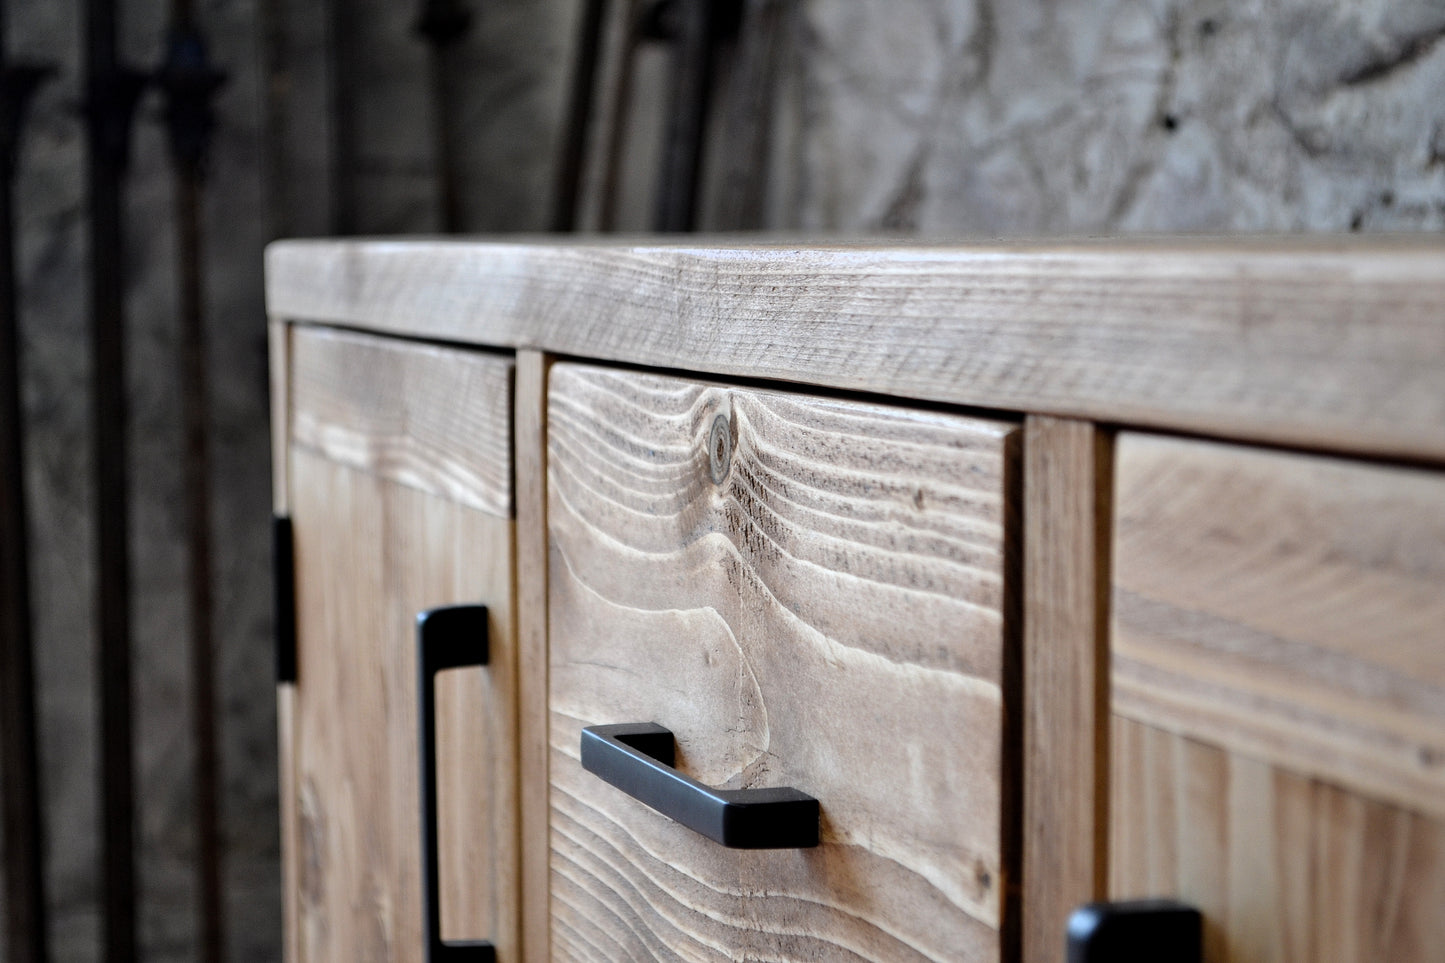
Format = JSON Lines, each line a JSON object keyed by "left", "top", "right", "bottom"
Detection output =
{"left": 290, "top": 449, "right": 519, "bottom": 962}
{"left": 1111, "top": 718, "right": 1445, "bottom": 963}
{"left": 290, "top": 325, "right": 514, "bottom": 518}
{"left": 266, "top": 238, "right": 1445, "bottom": 460}
{"left": 1112, "top": 434, "right": 1445, "bottom": 819}
{"left": 546, "top": 364, "right": 1019, "bottom": 961}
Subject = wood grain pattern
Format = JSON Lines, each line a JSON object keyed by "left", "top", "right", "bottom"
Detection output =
{"left": 290, "top": 325, "right": 514, "bottom": 518}
{"left": 1112, "top": 434, "right": 1445, "bottom": 819}
{"left": 266, "top": 238, "right": 1445, "bottom": 461}
{"left": 1021, "top": 417, "right": 1109, "bottom": 963}
{"left": 1110, "top": 717, "right": 1445, "bottom": 963}
{"left": 291, "top": 448, "right": 518, "bottom": 962}
{"left": 513, "top": 350, "right": 552, "bottom": 963}
{"left": 546, "top": 364, "right": 1019, "bottom": 961}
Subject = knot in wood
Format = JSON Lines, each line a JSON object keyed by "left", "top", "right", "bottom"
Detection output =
{"left": 707, "top": 414, "right": 732, "bottom": 484}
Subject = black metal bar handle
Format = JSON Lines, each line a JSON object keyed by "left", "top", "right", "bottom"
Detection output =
{"left": 1066, "top": 899, "right": 1201, "bottom": 963}
{"left": 580, "top": 723, "right": 819, "bottom": 849}
{"left": 417, "top": 605, "right": 496, "bottom": 963}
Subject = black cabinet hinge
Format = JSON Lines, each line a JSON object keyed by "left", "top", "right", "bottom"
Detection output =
{"left": 273, "top": 515, "right": 296, "bottom": 684}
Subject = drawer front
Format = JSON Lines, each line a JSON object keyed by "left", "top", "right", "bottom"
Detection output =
{"left": 1108, "top": 434, "right": 1445, "bottom": 961}
{"left": 287, "top": 327, "right": 519, "bottom": 962}
{"left": 546, "top": 364, "right": 1019, "bottom": 961}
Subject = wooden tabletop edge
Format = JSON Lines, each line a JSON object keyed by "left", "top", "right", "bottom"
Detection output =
{"left": 264, "top": 237, "right": 1445, "bottom": 463}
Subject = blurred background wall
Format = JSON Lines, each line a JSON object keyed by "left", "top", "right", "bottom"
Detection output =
{"left": 1, "top": 0, "right": 1442, "bottom": 961}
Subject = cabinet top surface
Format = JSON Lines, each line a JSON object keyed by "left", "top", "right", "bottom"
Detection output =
{"left": 266, "top": 237, "right": 1445, "bottom": 462}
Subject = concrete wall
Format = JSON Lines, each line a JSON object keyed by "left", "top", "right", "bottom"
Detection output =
{"left": 4, "top": 0, "right": 1441, "bottom": 960}
{"left": 764, "top": 0, "right": 1445, "bottom": 233}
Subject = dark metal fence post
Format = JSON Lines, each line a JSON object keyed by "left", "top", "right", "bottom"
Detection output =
{"left": 551, "top": 0, "right": 608, "bottom": 231}
{"left": 82, "top": 0, "right": 147, "bottom": 957}
{"left": 155, "top": 9, "right": 228, "bottom": 960}
{"left": 328, "top": 0, "right": 357, "bottom": 233}
{"left": 0, "top": 11, "right": 55, "bottom": 960}
{"left": 414, "top": 0, "right": 472, "bottom": 233}
{"left": 652, "top": 0, "right": 740, "bottom": 231}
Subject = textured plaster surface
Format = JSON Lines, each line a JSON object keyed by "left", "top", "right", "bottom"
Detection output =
{"left": 771, "top": 0, "right": 1445, "bottom": 232}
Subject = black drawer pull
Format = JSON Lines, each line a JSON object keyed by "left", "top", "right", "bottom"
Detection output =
{"left": 1067, "top": 899, "right": 1201, "bottom": 963}
{"left": 580, "top": 723, "right": 819, "bottom": 849}
{"left": 417, "top": 605, "right": 496, "bottom": 962}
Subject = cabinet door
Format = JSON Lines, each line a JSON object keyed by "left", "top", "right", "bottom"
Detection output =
{"left": 285, "top": 327, "right": 518, "bottom": 962}
{"left": 545, "top": 364, "right": 1020, "bottom": 961}
{"left": 1107, "top": 434, "right": 1445, "bottom": 962}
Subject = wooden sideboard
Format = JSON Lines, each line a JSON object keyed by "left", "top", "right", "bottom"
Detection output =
{"left": 266, "top": 239, "right": 1445, "bottom": 963}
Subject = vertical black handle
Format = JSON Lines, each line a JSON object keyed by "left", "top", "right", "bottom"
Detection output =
{"left": 417, "top": 605, "right": 496, "bottom": 963}
{"left": 272, "top": 516, "right": 296, "bottom": 684}
{"left": 1067, "top": 899, "right": 1201, "bottom": 963}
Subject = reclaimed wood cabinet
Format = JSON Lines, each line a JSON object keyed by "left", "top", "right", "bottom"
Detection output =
{"left": 275, "top": 327, "right": 520, "bottom": 962}
{"left": 267, "top": 239, "right": 1445, "bottom": 963}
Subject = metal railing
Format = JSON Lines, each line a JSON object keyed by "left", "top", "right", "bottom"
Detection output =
{"left": 0, "top": 2, "right": 758, "bottom": 959}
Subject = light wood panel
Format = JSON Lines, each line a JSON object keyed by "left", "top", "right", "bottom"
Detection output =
{"left": 1021, "top": 417, "right": 1109, "bottom": 963}
{"left": 290, "top": 325, "right": 513, "bottom": 517}
{"left": 290, "top": 448, "right": 518, "bottom": 962}
{"left": 513, "top": 350, "right": 552, "bottom": 963}
{"left": 546, "top": 364, "right": 1019, "bottom": 961}
{"left": 1111, "top": 718, "right": 1445, "bottom": 963}
{"left": 287, "top": 332, "right": 519, "bottom": 961}
{"left": 266, "top": 238, "right": 1445, "bottom": 460}
{"left": 1112, "top": 434, "right": 1445, "bottom": 818}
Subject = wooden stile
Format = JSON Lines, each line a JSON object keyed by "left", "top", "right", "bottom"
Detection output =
{"left": 1022, "top": 417, "right": 1111, "bottom": 963}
